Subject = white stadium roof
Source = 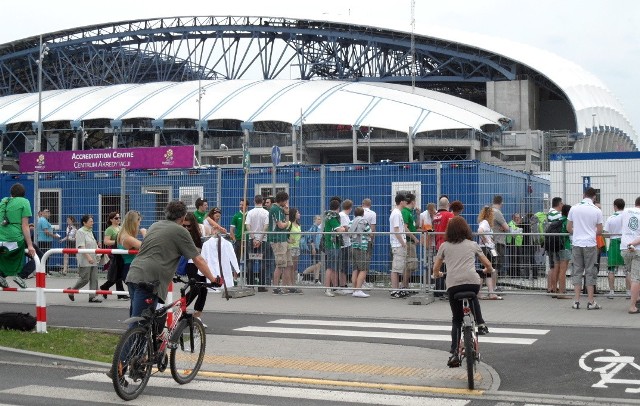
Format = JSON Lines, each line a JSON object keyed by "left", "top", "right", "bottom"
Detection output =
{"left": 0, "top": 9, "right": 635, "bottom": 146}
{"left": 0, "top": 80, "right": 509, "bottom": 134}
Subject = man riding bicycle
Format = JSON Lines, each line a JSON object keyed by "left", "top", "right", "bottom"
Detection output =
{"left": 125, "top": 201, "right": 218, "bottom": 320}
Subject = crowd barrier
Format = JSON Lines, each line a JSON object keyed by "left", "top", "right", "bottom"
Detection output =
{"left": 36, "top": 248, "right": 138, "bottom": 333}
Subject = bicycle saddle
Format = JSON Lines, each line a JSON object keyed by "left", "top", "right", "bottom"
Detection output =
{"left": 453, "top": 291, "right": 477, "bottom": 300}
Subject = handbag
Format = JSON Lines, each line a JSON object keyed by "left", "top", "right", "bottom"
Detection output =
{"left": 98, "top": 254, "right": 110, "bottom": 267}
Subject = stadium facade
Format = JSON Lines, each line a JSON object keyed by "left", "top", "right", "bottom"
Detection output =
{"left": 0, "top": 15, "right": 635, "bottom": 172}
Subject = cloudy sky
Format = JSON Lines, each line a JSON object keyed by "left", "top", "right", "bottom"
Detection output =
{"left": 3, "top": 0, "right": 638, "bottom": 134}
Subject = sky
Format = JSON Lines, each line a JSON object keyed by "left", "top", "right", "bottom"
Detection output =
{"left": 3, "top": 0, "right": 638, "bottom": 134}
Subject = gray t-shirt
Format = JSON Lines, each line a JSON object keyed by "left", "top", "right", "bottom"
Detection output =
{"left": 492, "top": 207, "right": 508, "bottom": 245}
{"left": 435, "top": 239, "right": 482, "bottom": 288}
{"left": 126, "top": 220, "right": 199, "bottom": 301}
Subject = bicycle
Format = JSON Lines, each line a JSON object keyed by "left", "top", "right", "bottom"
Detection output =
{"left": 111, "top": 276, "right": 220, "bottom": 401}
{"left": 453, "top": 291, "right": 481, "bottom": 390}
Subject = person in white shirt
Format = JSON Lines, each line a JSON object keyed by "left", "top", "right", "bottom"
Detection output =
{"left": 604, "top": 198, "right": 629, "bottom": 299}
{"left": 620, "top": 196, "right": 640, "bottom": 314}
{"left": 389, "top": 194, "right": 407, "bottom": 299}
{"left": 244, "top": 195, "right": 270, "bottom": 292}
{"left": 567, "top": 187, "right": 604, "bottom": 310}
{"left": 477, "top": 206, "right": 501, "bottom": 300}
{"left": 362, "top": 198, "right": 377, "bottom": 258}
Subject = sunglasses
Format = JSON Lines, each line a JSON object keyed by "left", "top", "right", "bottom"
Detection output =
{"left": 183, "top": 223, "right": 192, "bottom": 228}
{"left": 113, "top": 217, "right": 120, "bottom": 220}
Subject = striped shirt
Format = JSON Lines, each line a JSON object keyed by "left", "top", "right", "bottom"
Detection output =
{"left": 547, "top": 208, "right": 562, "bottom": 222}
{"left": 349, "top": 217, "right": 371, "bottom": 250}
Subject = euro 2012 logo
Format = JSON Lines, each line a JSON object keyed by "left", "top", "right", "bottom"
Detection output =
{"left": 162, "top": 149, "right": 174, "bottom": 165}
{"left": 35, "top": 154, "right": 46, "bottom": 168}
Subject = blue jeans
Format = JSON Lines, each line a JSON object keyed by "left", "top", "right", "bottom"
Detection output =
{"left": 127, "top": 282, "right": 158, "bottom": 324}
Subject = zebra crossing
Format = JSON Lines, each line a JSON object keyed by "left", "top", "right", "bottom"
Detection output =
{"left": 234, "top": 318, "right": 550, "bottom": 345}
{"left": 1, "top": 372, "right": 469, "bottom": 406}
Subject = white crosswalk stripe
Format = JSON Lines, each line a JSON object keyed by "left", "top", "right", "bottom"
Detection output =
{"left": 0, "top": 373, "right": 470, "bottom": 406}
{"left": 234, "top": 318, "right": 549, "bottom": 345}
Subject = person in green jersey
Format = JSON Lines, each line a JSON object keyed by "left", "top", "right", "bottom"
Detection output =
{"left": 0, "top": 183, "right": 36, "bottom": 288}
{"left": 268, "top": 191, "right": 291, "bottom": 295}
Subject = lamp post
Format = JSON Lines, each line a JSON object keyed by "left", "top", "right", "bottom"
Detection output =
{"left": 36, "top": 35, "right": 49, "bottom": 153}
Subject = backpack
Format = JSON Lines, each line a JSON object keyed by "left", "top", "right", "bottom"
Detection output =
{"left": 530, "top": 211, "right": 547, "bottom": 246}
{"left": 543, "top": 220, "right": 564, "bottom": 253}
{"left": 0, "top": 312, "right": 36, "bottom": 331}
{"left": 176, "top": 256, "right": 188, "bottom": 276}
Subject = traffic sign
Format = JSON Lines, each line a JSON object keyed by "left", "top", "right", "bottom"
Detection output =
{"left": 271, "top": 145, "right": 281, "bottom": 166}
{"left": 242, "top": 143, "right": 250, "bottom": 170}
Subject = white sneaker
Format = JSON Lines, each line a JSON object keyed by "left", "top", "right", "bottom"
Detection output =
{"left": 196, "top": 317, "right": 208, "bottom": 328}
{"left": 362, "top": 282, "right": 373, "bottom": 290}
{"left": 352, "top": 290, "right": 369, "bottom": 298}
{"left": 324, "top": 289, "right": 335, "bottom": 297}
{"left": 341, "top": 289, "right": 354, "bottom": 295}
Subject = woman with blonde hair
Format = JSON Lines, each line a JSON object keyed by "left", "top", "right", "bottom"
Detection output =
{"left": 117, "top": 210, "right": 146, "bottom": 282}
{"left": 477, "top": 206, "right": 502, "bottom": 300}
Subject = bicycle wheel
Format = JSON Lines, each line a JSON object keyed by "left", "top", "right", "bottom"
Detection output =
{"left": 170, "top": 317, "right": 206, "bottom": 384}
{"left": 112, "top": 326, "right": 153, "bottom": 401}
{"left": 463, "top": 325, "right": 475, "bottom": 390}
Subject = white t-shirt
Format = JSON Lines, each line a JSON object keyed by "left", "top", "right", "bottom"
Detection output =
{"left": 245, "top": 206, "right": 270, "bottom": 242}
{"left": 604, "top": 212, "right": 623, "bottom": 240}
{"left": 389, "top": 208, "right": 405, "bottom": 248}
{"left": 363, "top": 207, "right": 376, "bottom": 227}
{"left": 620, "top": 207, "right": 640, "bottom": 248}
{"left": 567, "top": 198, "right": 603, "bottom": 248}
{"left": 339, "top": 211, "right": 351, "bottom": 247}
{"left": 477, "top": 219, "right": 495, "bottom": 249}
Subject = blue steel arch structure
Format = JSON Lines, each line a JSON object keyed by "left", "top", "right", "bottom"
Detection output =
{"left": 1, "top": 15, "right": 549, "bottom": 104}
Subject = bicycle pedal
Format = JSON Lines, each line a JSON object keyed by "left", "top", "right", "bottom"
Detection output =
{"left": 167, "top": 342, "right": 178, "bottom": 349}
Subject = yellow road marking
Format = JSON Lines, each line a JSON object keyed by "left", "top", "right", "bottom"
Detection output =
{"left": 201, "top": 354, "right": 480, "bottom": 381}
{"left": 197, "top": 370, "right": 484, "bottom": 396}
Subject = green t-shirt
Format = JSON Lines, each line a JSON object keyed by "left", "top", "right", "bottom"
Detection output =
{"left": 126, "top": 220, "right": 199, "bottom": 302}
{"left": 231, "top": 211, "right": 245, "bottom": 241}
{"left": 104, "top": 225, "right": 120, "bottom": 246}
{"left": 193, "top": 210, "right": 206, "bottom": 224}
{"left": 0, "top": 197, "right": 32, "bottom": 242}
{"left": 401, "top": 207, "right": 417, "bottom": 232}
{"left": 267, "top": 205, "right": 288, "bottom": 243}
{"left": 323, "top": 214, "right": 342, "bottom": 250}
{"left": 288, "top": 223, "right": 301, "bottom": 248}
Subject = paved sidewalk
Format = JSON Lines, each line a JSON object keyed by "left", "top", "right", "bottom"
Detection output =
{"left": 3, "top": 275, "right": 636, "bottom": 328}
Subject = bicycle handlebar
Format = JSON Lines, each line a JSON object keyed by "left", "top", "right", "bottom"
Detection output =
{"left": 172, "top": 275, "right": 222, "bottom": 288}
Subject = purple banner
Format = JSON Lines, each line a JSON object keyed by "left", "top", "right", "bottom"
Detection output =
{"left": 19, "top": 146, "right": 195, "bottom": 173}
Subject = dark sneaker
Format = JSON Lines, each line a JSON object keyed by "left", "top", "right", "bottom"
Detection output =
{"left": 571, "top": 301, "right": 580, "bottom": 309}
{"left": 477, "top": 324, "right": 489, "bottom": 335}
{"left": 447, "top": 354, "right": 461, "bottom": 368}
{"left": 390, "top": 290, "right": 403, "bottom": 299}
{"left": 273, "top": 288, "right": 288, "bottom": 295}
{"left": 587, "top": 301, "right": 602, "bottom": 310}
{"left": 88, "top": 298, "right": 103, "bottom": 303}
{"left": 68, "top": 293, "right": 75, "bottom": 302}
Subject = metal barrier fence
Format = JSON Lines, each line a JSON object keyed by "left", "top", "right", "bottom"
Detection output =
{"left": 8, "top": 230, "right": 629, "bottom": 333}
{"left": 236, "top": 230, "right": 629, "bottom": 297}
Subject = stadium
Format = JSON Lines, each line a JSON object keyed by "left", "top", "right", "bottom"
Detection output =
{"left": 0, "top": 14, "right": 636, "bottom": 173}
